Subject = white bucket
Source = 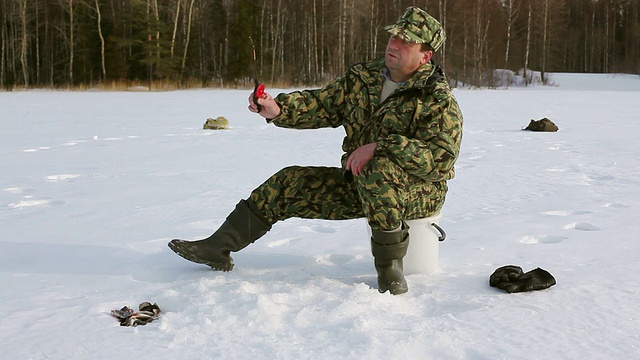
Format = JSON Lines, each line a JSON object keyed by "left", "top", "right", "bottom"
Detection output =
{"left": 367, "top": 212, "right": 442, "bottom": 275}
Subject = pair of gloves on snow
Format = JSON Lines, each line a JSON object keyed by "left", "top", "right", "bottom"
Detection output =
{"left": 490, "top": 265, "right": 556, "bottom": 293}
{"left": 111, "top": 302, "right": 160, "bottom": 326}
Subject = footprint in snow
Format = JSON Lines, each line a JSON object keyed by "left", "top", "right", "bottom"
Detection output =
{"left": 520, "top": 235, "right": 568, "bottom": 245}
{"left": 186, "top": 218, "right": 220, "bottom": 230}
{"left": 22, "top": 146, "right": 51, "bottom": 152}
{"left": 267, "top": 224, "right": 336, "bottom": 248}
{"left": 30, "top": 135, "right": 130, "bottom": 153}
{"left": 315, "top": 254, "right": 357, "bottom": 266}
{"left": 454, "top": 162, "right": 476, "bottom": 170}
{"left": 603, "top": 202, "right": 630, "bottom": 209}
{"left": 565, "top": 222, "right": 601, "bottom": 231}
{"left": 2, "top": 187, "right": 27, "bottom": 194}
{"left": 542, "top": 210, "right": 592, "bottom": 216}
{"left": 309, "top": 224, "right": 336, "bottom": 233}
{"left": 127, "top": 238, "right": 170, "bottom": 254}
{"left": 267, "top": 237, "right": 299, "bottom": 248}
{"left": 45, "top": 174, "right": 82, "bottom": 182}
{"left": 8, "top": 196, "right": 65, "bottom": 209}
{"left": 298, "top": 224, "right": 336, "bottom": 234}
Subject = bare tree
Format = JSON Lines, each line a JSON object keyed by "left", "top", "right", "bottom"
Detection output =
{"left": 604, "top": 0, "right": 610, "bottom": 72}
{"left": 1, "top": 0, "right": 638, "bottom": 90}
{"left": 337, "top": 0, "right": 347, "bottom": 75}
{"left": 57, "top": 0, "right": 76, "bottom": 85}
{"left": 473, "top": 0, "right": 490, "bottom": 87}
{"left": 19, "top": 0, "right": 29, "bottom": 86}
{"left": 269, "top": 0, "right": 282, "bottom": 84}
{"left": 95, "top": 0, "right": 106, "bottom": 80}
{"left": 319, "top": 0, "right": 325, "bottom": 78}
{"left": 34, "top": 0, "right": 41, "bottom": 84}
{"left": 171, "top": 0, "right": 182, "bottom": 59}
{"left": 312, "top": 0, "right": 320, "bottom": 83}
{"left": 502, "top": 0, "right": 519, "bottom": 70}
{"left": 523, "top": 1, "right": 532, "bottom": 85}
{"left": 589, "top": 0, "right": 597, "bottom": 72}
{"left": 631, "top": 0, "right": 640, "bottom": 73}
{"left": 438, "top": 0, "right": 448, "bottom": 70}
{"left": 180, "top": 0, "right": 195, "bottom": 81}
{"left": 1, "top": 0, "right": 8, "bottom": 88}
{"left": 540, "top": 0, "right": 549, "bottom": 83}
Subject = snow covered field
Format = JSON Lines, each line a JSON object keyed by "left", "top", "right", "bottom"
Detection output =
{"left": 1, "top": 73, "right": 639, "bottom": 359}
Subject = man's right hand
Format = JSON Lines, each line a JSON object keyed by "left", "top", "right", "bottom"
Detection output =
{"left": 248, "top": 91, "right": 282, "bottom": 119}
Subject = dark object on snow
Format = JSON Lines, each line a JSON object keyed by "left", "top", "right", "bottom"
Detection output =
{"left": 490, "top": 265, "right": 556, "bottom": 293}
{"left": 523, "top": 118, "right": 558, "bottom": 132}
{"left": 110, "top": 302, "right": 161, "bottom": 327}
{"left": 203, "top": 116, "right": 229, "bottom": 130}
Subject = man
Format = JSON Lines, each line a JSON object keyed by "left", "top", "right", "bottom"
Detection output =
{"left": 169, "top": 6, "right": 463, "bottom": 295}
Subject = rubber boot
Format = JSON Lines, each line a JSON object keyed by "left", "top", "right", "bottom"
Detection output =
{"left": 371, "top": 223, "right": 410, "bottom": 295}
{"left": 168, "top": 199, "right": 272, "bottom": 271}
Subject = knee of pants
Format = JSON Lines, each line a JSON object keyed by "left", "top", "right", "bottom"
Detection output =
{"left": 252, "top": 165, "right": 304, "bottom": 199}
{"left": 250, "top": 165, "right": 352, "bottom": 223}
{"left": 249, "top": 165, "right": 303, "bottom": 221}
{"left": 357, "top": 157, "right": 407, "bottom": 230}
{"left": 273, "top": 165, "right": 299, "bottom": 181}
{"left": 360, "top": 156, "right": 406, "bottom": 185}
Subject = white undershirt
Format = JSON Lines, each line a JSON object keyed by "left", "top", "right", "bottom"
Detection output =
{"left": 380, "top": 78, "right": 401, "bottom": 102}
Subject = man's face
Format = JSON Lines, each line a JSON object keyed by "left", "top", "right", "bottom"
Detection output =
{"left": 385, "top": 35, "right": 431, "bottom": 81}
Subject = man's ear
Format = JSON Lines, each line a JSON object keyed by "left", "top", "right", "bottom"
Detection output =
{"left": 421, "top": 50, "right": 433, "bottom": 65}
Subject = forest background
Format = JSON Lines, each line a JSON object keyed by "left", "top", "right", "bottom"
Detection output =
{"left": 1, "top": 0, "right": 638, "bottom": 90}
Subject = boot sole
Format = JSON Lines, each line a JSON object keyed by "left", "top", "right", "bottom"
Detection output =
{"left": 378, "top": 278, "right": 408, "bottom": 295}
{"left": 379, "top": 285, "right": 408, "bottom": 295}
{"left": 168, "top": 240, "right": 234, "bottom": 272}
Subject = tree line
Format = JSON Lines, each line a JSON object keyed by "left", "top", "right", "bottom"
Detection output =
{"left": 1, "top": 0, "right": 638, "bottom": 90}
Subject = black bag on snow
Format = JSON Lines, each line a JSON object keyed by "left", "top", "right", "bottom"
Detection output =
{"left": 523, "top": 118, "right": 558, "bottom": 132}
{"left": 490, "top": 265, "right": 556, "bottom": 293}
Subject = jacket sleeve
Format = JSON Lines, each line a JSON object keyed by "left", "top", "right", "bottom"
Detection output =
{"left": 374, "top": 88, "right": 463, "bottom": 181}
{"left": 269, "top": 76, "right": 348, "bottom": 129}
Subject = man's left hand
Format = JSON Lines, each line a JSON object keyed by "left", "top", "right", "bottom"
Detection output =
{"left": 346, "top": 142, "right": 377, "bottom": 177}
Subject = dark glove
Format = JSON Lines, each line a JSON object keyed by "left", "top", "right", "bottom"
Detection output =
{"left": 490, "top": 265, "right": 556, "bottom": 293}
{"left": 111, "top": 302, "right": 161, "bottom": 326}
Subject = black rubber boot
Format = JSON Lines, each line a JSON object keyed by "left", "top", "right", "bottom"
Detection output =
{"left": 371, "top": 223, "right": 410, "bottom": 295}
{"left": 168, "top": 199, "right": 272, "bottom": 271}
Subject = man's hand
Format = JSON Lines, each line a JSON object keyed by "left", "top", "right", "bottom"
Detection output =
{"left": 248, "top": 91, "right": 282, "bottom": 119}
{"left": 346, "top": 142, "right": 377, "bottom": 177}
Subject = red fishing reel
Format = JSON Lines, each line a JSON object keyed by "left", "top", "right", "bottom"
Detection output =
{"left": 253, "top": 79, "right": 265, "bottom": 111}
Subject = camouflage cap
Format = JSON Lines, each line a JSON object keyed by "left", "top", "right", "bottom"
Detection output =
{"left": 384, "top": 6, "right": 446, "bottom": 51}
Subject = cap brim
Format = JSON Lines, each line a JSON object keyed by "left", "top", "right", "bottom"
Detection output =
{"left": 384, "top": 24, "right": 427, "bottom": 44}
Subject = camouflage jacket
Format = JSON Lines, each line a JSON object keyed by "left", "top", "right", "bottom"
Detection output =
{"left": 271, "top": 57, "right": 463, "bottom": 186}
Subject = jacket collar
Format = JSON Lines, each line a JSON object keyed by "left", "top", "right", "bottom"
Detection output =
{"left": 363, "top": 58, "right": 437, "bottom": 91}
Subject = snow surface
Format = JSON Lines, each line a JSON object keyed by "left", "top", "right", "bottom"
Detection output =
{"left": 1, "top": 73, "right": 639, "bottom": 359}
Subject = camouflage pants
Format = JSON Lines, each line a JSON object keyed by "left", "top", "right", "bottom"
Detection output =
{"left": 249, "top": 157, "right": 446, "bottom": 231}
